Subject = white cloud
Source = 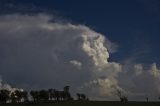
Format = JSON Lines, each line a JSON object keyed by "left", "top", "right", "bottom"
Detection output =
{"left": 133, "top": 64, "right": 143, "bottom": 76}
{"left": 0, "top": 79, "right": 23, "bottom": 93}
{"left": 0, "top": 14, "right": 121, "bottom": 99}
{"left": 149, "top": 63, "right": 160, "bottom": 78}
{"left": 82, "top": 33, "right": 109, "bottom": 67}
{"left": 0, "top": 13, "right": 160, "bottom": 100}
{"left": 70, "top": 60, "right": 82, "bottom": 69}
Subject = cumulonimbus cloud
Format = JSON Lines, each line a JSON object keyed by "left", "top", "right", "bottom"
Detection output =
{"left": 0, "top": 13, "right": 160, "bottom": 100}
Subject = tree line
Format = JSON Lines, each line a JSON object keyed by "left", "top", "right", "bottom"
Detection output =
{"left": 0, "top": 86, "right": 88, "bottom": 104}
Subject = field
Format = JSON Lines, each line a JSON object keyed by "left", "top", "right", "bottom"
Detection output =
{"left": 1, "top": 101, "right": 160, "bottom": 106}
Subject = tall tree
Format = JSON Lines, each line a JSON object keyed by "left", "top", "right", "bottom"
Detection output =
{"left": 63, "top": 86, "right": 70, "bottom": 92}
{"left": 30, "top": 91, "right": 39, "bottom": 102}
{"left": 48, "top": 89, "right": 56, "bottom": 101}
{"left": 80, "top": 94, "right": 86, "bottom": 100}
{"left": 21, "top": 91, "right": 28, "bottom": 102}
{"left": 76, "top": 93, "right": 81, "bottom": 100}
{"left": 63, "top": 86, "right": 71, "bottom": 100}
{"left": 54, "top": 90, "right": 60, "bottom": 101}
{"left": 116, "top": 89, "right": 128, "bottom": 103}
{"left": 14, "top": 90, "right": 22, "bottom": 102}
{"left": 76, "top": 93, "right": 88, "bottom": 101}
{"left": 39, "top": 90, "right": 49, "bottom": 101}
{"left": 11, "top": 92, "right": 17, "bottom": 103}
{"left": 0, "top": 89, "right": 10, "bottom": 103}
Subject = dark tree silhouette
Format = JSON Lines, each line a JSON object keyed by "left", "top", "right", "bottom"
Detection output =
{"left": 54, "top": 90, "right": 60, "bottom": 101}
{"left": 116, "top": 89, "right": 128, "bottom": 103}
{"left": 15, "top": 90, "right": 23, "bottom": 102}
{"left": 0, "top": 89, "right": 10, "bottom": 103}
{"left": 63, "top": 86, "right": 72, "bottom": 100}
{"left": 80, "top": 94, "right": 86, "bottom": 100}
{"left": 54, "top": 86, "right": 73, "bottom": 101}
{"left": 10, "top": 90, "right": 26, "bottom": 103}
{"left": 0, "top": 85, "right": 88, "bottom": 104}
{"left": 76, "top": 93, "right": 87, "bottom": 101}
{"left": 48, "top": 89, "right": 56, "bottom": 101}
{"left": 59, "top": 91, "right": 64, "bottom": 101}
{"left": 77, "top": 93, "right": 81, "bottom": 100}
{"left": 145, "top": 95, "right": 149, "bottom": 102}
{"left": 39, "top": 90, "right": 49, "bottom": 101}
{"left": 21, "top": 91, "right": 28, "bottom": 102}
{"left": 30, "top": 91, "right": 39, "bottom": 102}
{"left": 63, "top": 86, "right": 69, "bottom": 92}
{"left": 11, "top": 92, "right": 17, "bottom": 103}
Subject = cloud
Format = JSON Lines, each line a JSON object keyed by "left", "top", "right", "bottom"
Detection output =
{"left": 70, "top": 60, "right": 82, "bottom": 69}
{"left": 0, "top": 13, "right": 121, "bottom": 99}
{"left": 0, "top": 13, "right": 160, "bottom": 100}
{"left": 0, "top": 78, "right": 23, "bottom": 93}
{"left": 117, "top": 63, "right": 160, "bottom": 100}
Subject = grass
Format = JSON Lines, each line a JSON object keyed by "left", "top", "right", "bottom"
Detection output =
{"left": 1, "top": 101, "right": 160, "bottom": 106}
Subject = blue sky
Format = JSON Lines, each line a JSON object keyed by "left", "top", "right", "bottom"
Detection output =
{"left": 1, "top": 0, "right": 160, "bottom": 65}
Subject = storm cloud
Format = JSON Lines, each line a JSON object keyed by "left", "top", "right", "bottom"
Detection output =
{"left": 0, "top": 14, "right": 160, "bottom": 100}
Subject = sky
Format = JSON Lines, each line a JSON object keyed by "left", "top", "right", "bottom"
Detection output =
{"left": 0, "top": 0, "right": 160, "bottom": 101}
{"left": 1, "top": 0, "right": 160, "bottom": 64}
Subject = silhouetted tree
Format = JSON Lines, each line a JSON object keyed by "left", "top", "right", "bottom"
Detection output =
{"left": 63, "top": 86, "right": 72, "bottom": 100}
{"left": 77, "top": 93, "right": 81, "bottom": 100}
{"left": 80, "top": 94, "right": 86, "bottom": 100}
{"left": 48, "top": 89, "right": 56, "bottom": 101}
{"left": 39, "top": 90, "right": 49, "bottom": 101}
{"left": 0, "top": 85, "right": 84, "bottom": 103}
{"left": 11, "top": 92, "right": 17, "bottom": 103}
{"left": 76, "top": 93, "right": 87, "bottom": 101}
{"left": 54, "top": 90, "right": 60, "bottom": 101}
{"left": 15, "top": 90, "right": 23, "bottom": 102}
{"left": 10, "top": 90, "right": 25, "bottom": 103}
{"left": 30, "top": 91, "right": 39, "bottom": 102}
{"left": 116, "top": 89, "right": 128, "bottom": 103}
{"left": 63, "top": 86, "right": 69, "bottom": 92}
{"left": 21, "top": 91, "right": 28, "bottom": 102}
{"left": 0, "top": 89, "right": 10, "bottom": 103}
{"left": 59, "top": 91, "right": 64, "bottom": 101}
{"left": 145, "top": 95, "right": 149, "bottom": 102}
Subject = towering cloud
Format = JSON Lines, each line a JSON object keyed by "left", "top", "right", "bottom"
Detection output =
{"left": 0, "top": 14, "right": 160, "bottom": 100}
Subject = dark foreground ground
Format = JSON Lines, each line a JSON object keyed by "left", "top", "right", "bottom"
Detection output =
{"left": 1, "top": 101, "right": 160, "bottom": 106}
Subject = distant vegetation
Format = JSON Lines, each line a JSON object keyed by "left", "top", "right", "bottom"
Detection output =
{"left": 116, "top": 89, "right": 128, "bottom": 103}
{"left": 0, "top": 86, "right": 89, "bottom": 104}
{"left": 1, "top": 86, "right": 160, "bottom": 106}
